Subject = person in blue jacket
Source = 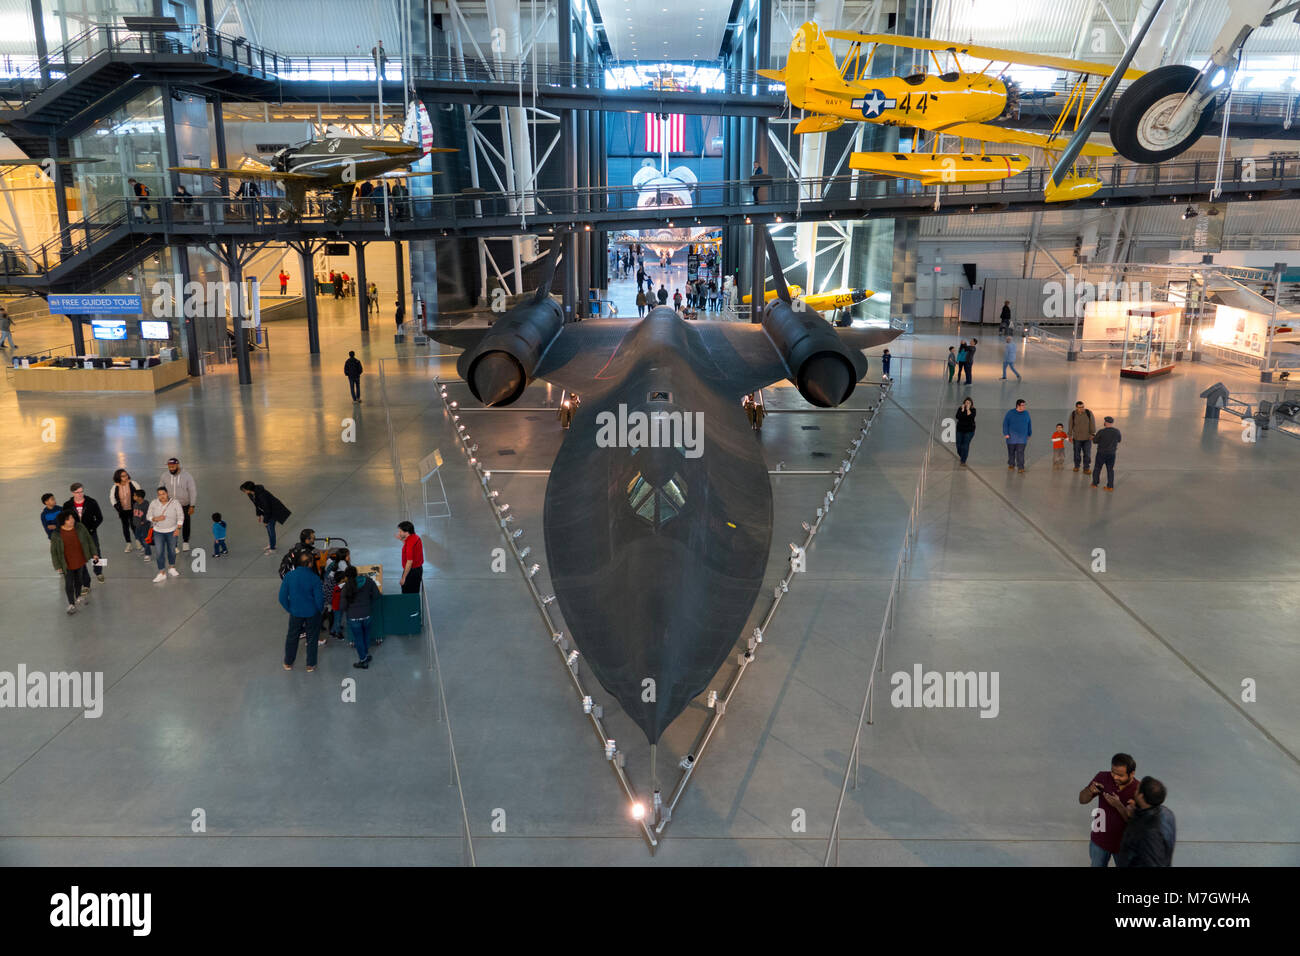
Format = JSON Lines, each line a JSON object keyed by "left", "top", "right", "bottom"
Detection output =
{"left": 279, "top": 549, "right": 325, "bottom": 672}
{"left": 1002, "top": 398, "right": 1032, "bottom": 473}
{"left": 39, "top": 493, "right": 63, "bottom": 539}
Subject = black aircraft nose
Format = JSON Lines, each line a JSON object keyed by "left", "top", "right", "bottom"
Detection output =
{"left": 799, "top": 352, "right": 854, "bottom": 407}
{"left": 471, "top": 351, "right": 525, "bottom": 406}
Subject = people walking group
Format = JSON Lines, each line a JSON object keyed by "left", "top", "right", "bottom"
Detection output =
{"left": 951, "top": 396, "right": 1124, "bottom": 488}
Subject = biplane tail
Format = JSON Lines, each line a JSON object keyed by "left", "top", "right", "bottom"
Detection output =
{"left": 760, "top": 21, "right": 844, "bottom": 114}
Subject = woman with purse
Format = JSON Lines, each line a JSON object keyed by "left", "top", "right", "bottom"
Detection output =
{"left": 109, "top": 468, "right": 144, "bottom": 552}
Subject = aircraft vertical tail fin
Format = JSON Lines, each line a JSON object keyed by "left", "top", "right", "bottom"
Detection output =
{"left": 533, "top": 238, "right": 565, "bottom": 304}
{"left": 761, "top": 228, "right": 792, "bottom": 305}
{"left": 780, "top": 22, "right": 845, "bottom": 109}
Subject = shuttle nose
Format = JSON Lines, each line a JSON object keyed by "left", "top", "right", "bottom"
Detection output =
{"left": 471, "top": 351, "right": 525, "bottom": 406}
{"left": 798, "top": 353, "right": 854, "bottom": 407}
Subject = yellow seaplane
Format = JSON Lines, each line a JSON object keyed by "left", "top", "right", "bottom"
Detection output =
{"left": 761, "top": 21, "right": 1146, "bottom": 202}
{"left": 742, "top": 286, "right": 873, "bottom": 312}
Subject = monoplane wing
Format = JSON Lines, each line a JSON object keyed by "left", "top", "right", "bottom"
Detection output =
{"left": 169, "top": 166, "right": 326, "bottom": 181}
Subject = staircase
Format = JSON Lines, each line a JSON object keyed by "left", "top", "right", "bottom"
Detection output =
{"left": 0, "top": 24, "right": 285, "bottom": 156}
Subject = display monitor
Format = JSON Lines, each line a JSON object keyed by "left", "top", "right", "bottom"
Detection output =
{"left": 140, "top": 320, "right": 171, "bottom": 340}
{"left": 90, "top": 319, "right": 127, "bottom": 341}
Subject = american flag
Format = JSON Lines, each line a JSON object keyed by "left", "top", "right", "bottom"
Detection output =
{"left": 645, "top": 113, "right": 685, "bottom": 153}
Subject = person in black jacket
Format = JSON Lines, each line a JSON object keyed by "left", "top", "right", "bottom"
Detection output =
{"left": 962, "top": 338, "right": 978, "bottom": 384}
{"left": 339, "top": 565, "right": 381, "bottom": 668}
{"left": 343, "top": 350, "right": 363, "bottom": 403}
{"left": 954, "top": 397, "right": 976, "bottom": 466}
{"left": 63, "top": 483, "right": 105, "bottom": 581}
{"left": 1116, "top": 777, "right": 1176, "bottom": 867}
{"left": 239, "top": 481, "right": 292, "bottom": 554}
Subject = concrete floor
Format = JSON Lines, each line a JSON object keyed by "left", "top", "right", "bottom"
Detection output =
{"left": 1, "top": 276, "right": 1298, "bottom": 867}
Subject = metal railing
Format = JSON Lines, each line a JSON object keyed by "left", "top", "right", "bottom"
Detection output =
{"left": 0, "top": 23, "right": 284, "bottom": 97}
{"left": 377, "top": 356, "right": 476, "bottom": 867}
{"left": 824, "top": 378, "right": 948, "bottom": 866}
{"left": 430, "top": 369, "right": 661, "bottom": 851}
{"left": 654, "top": 380, "right": 895, "bottom": 840}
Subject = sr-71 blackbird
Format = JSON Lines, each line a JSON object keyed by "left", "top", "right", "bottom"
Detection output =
{"left": 431, "top": 233, "right": 899, "bottom": 747}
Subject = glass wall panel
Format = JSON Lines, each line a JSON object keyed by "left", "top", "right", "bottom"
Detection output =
{"left": 70, "top": 88, "right": 170, "bottom": 221}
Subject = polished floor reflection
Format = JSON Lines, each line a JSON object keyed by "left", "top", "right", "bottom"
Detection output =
{"left": 1, "top": 297, "right": 1298, "bottom": 866}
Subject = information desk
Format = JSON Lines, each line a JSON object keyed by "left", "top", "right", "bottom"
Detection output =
{"left": 12, "top": 358, "right": 190, "bottom": 393}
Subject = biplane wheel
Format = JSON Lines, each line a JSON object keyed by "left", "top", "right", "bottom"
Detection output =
{"left": 1110, "top": 65, "right": 1218, "bottom": 165}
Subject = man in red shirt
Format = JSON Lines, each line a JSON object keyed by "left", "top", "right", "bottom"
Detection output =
{"left": 278, "top": 270, "right": 289, "bottom": 295}
{"left": 1077, "top": 752, "right": 1140, "bottom": 866}
{"left": 396, "top": 520, "right": 423, "bottom": 593}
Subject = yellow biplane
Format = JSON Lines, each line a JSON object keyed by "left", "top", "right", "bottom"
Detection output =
{"left": 760, "top": 22, "right": 1146, "bottom": 202}
{"left": 741, "top": 286, "right": 873, "bottom": 313}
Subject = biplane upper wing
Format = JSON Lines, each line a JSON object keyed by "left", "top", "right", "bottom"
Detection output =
{"left": 940, "top": 122, "right": 1117, "bottom": 157}
{"left": 822, "top": 31, "right": 1146, "bottom": 81}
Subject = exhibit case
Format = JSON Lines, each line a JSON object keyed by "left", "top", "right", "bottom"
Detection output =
{"left": 1120, "top": 307, "right": 1179, "bottom": 379}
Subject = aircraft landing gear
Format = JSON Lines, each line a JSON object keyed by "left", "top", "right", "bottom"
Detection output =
{"left": 1109, "top": 64, "right": 1219, "bottom": 164}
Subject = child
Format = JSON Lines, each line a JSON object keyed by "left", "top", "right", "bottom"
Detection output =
{"left": 40, "top": 493, "right": 62, "bottom": 539}
{"left": 946, "top": 347, "right": 957, "bottom": 382}
{"left": 881, "top": 349, "right": 892, "bottom": 379}
{"left": 1051, "top": 422, "right": 1069, "bottom": 469}
{"left": 131, "top": 489, "right": 152, "bottom": 559}
{"left": 212, "top": 512, "right": 228, "bottom": 557}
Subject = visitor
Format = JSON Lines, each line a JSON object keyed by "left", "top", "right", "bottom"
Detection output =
{"left": 279, "top": 269, "right": 289, "bottom": 295}
{"left": 130, "top": 489, "right": 151, "bottom": 559}
{"left": 239, "top": 480, "right": 292, "bottom": 553}
{"left": 279, "top": 549, "right": 324, "bottom": 672}
{"left": 962, "top": 338, "right": 978, "bottom": 384}
{"left": 657, "top": 284, "right": 668, "bottom": 306}
{"left": 340, "top": 565, "right": 381, "bottom": 668}
{"left": 954, "top": 398, "right": 976, "bottom": 466}
{"left": 1002, "top": 398, "right": 1032, "bottom": 473}
{"left": 322, "top": 548, "right": 351, "bottom": 639}
{"left": 212, "top": 512, "right": 229, "bottom": 557}
{"left": 108, "top": 468, "right": 143, "bottom": 553}
{"left": 1051, "top": 423, "right": 1068, "bottom": 470}
{"left": 881, "top": 349, "right": 892, "bottom": 379}
{"left": 344, "top": 350, "right": 363, "bottom": 403}
{"left": 1091, "top": 416, "right": 1122, "bottom": 491}
{"left": 1001, "top": 335, "right": 1021, "bottom": 380}
{"left": 636, "top": 288, "right": 647, "bottom": 318}
{"left": 999, "top": 300, "right": 1012, "bottom": 335}
{"left": 62, "top": 483, "right": 105, "bottom": 581}
{"left": 751, "top": 160, "right": 763, "bottom": 203}
{"left": 50, "top": 510, "right": 98, "bottom": 614}
{"left": 1078, "top": 753, "right": 1140, "bottom": 867}
{"left": 159, "top": 457, "right": 198, "bottom": 551}
{"left": 946, "top": 346, "right": 958, "bottom": 382}
{"left": 397, "top": 520, "right": 424, "bottom": 594}
{"left": 673, "top": 288, "right": 683, "bottom": 312}
{"left": 146, "top": 485, "right": 183, "bottom": 583}
{"left": 1115, "top": 777, "right": 1176, "bottom": 867}
{"left": 39, "top": 493, "right": 62, "bottom": 540}
{"left": 1069, "top": 400, "right": 1097, "bottom": 473}
{"left": 368, "top": 281, "right": 379, "bottom": 314}
{"left": 0, "top": 304, "right": 14, "bottom": 348}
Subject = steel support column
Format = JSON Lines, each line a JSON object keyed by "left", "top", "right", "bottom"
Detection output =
{"left": 228, "top": 241, "right": 252, "bottom": 384}
{"left": 355, "top": 241, "right": 370, "bottom": 333}
{"left": 558, "top": 0, "right": 576, "bottom": 321}
{"left": 300, "top": 245, "right": 320, "bottom": 355}
{"left": 395, "top": 240, "right": 407, "bottom": 330}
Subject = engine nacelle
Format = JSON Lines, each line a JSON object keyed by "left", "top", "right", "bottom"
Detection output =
{"left": 761, "top": 300, "right": 865, "bottom": 407}
{"left": 456, "top": 297, "right": 564, "bottom": 406}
